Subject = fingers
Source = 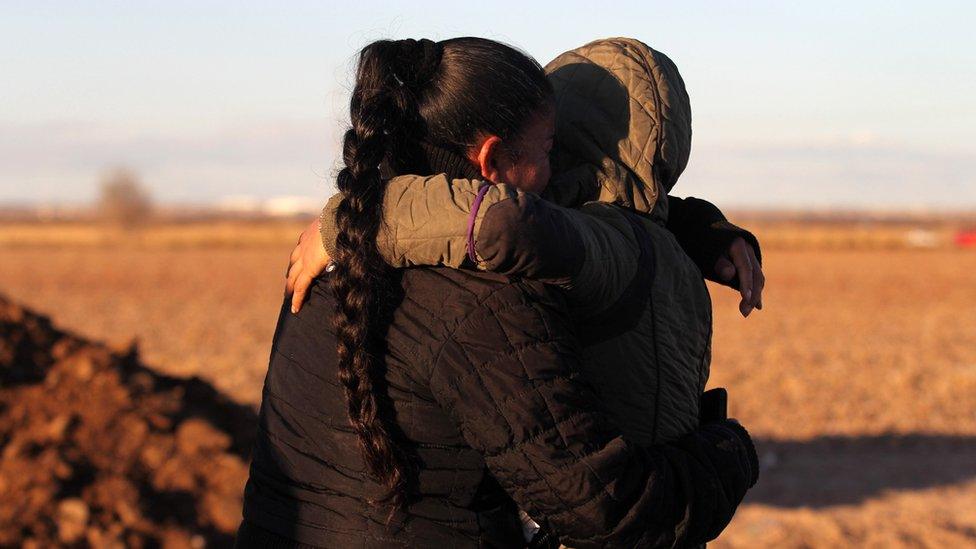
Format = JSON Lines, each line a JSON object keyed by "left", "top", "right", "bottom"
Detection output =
{"left": 714, "top": 256, "right": 736, "bottom": 281}
{"left": 748, "top": 245, "right": 765, "bottom": 311}
{"left": 286, "top": 245, "right": 301, "bottom": 279}
{"left": 290, "top": 241, "right": 302, "bottom": 265}
{"left": 286, "top": 219, "right": 329, "bottom": 314}
{"left": 729, "top": 238, "right": 754, "bottom": 317}
{"left": 286, "top": 226, "right": 308, "bottom": 278}
{"left": 291, "top": 273, "right": 313, "bottom": 314}
{"left": 286, "top": 258, "right": 302, "bottom": 296}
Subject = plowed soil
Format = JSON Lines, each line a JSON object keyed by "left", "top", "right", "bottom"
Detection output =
{"left": 0, "top": 295, "right": 254, "bottom": 548}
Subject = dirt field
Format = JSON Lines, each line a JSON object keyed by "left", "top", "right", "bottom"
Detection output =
{"left": 1, "top": 222, "right": 975, "bottom": 547}
{"left": 0, "top": 296, "right": 254, "bottom": 547}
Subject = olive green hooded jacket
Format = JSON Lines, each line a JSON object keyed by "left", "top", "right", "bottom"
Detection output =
{"left": 320, "top": 38, "right": 759, "bottom": 445}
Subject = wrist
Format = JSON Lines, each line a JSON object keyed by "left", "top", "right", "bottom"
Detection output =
{"left": 711, "top": 221, "right": 761, "bottom": 265}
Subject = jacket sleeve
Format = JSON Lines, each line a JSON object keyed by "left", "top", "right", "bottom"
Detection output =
{"left": 319, "top": 175, "right": 644, "bottom": 314}
{"left": 428, "top": 284, "right": 759, "bottom": 548}
{"left": 666, "top": 196, "right": 762, "bottom": 288}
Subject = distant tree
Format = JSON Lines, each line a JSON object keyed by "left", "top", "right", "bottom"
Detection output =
{"left": 97, "top": 168, "right": 152, "bottom": 227}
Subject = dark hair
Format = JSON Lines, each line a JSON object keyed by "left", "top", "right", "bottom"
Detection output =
{"left": 330, "top": 37, "right": 552, "bottom": 514}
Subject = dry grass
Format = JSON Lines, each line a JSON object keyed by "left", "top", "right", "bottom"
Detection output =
{"left": 1, "top": 221, "right": 974, "bottom": 547}
{"left": 705, "top": 249, "right": 976, "bottom": 547}
{"left": 0, "top": 220, "right": 305, "bottom": 248}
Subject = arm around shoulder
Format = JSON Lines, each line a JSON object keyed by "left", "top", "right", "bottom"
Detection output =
{"left": 319, "top": 176, "right": 663, "bottom": 315}
{"left": 319, "top": 175, "right": 598, "bottom": 284}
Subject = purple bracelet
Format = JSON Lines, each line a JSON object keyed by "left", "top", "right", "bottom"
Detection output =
{"left": 466, "top": 183, "right": 491, "bottom": 263}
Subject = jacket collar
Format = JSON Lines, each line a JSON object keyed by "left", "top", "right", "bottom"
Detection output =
{"left": 420, "top": 142, "right": 482, "bottom": 180}
{"left": 381, "top": 142, "right": 482, "bottom": 181}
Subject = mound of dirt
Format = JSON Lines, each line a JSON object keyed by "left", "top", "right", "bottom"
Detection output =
{"left": 0, "top": 294, "right": 256, "bottom": 548}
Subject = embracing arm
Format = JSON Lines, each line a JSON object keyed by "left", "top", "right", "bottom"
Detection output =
{"left": 310, "top": 177, "right": 764, "bottom": 316}
{"left": 318, "top": 174, "right": 592, "bottom": 283}
{"left": 318, "top": 174, "right": 642, "bottom": 315}
{"left": 318, "top": 181, "right": 763, "bottom": 279}
{"left": 428, "top": 283, "right": 759, "bottom": 547}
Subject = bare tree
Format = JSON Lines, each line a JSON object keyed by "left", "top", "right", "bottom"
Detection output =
{"left": 97, "top": 168, "right": 152, "bottom": 227}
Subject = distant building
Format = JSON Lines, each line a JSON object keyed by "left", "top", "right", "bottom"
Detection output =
{"left": 263, "top": 196, "right": 322, "bottom": 217}
{"left": 216, "top": 195, "right": 263, "bottom": 214}
{"left": 214, "top": 195, "right": 321, "bottom": 217}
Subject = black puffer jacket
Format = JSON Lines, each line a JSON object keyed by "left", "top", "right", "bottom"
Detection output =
{"left": 241, "top": 265, "right": 757, "bottom": 548}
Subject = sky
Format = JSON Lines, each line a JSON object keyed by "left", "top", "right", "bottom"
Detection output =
{"left": 2, "top": 1, "right": 974, "bottom": 210}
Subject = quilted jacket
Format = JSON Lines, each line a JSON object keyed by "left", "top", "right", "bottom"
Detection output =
{"left": 318, "top": 38, "right": 760, "bottom": 445}
{"left": 241, "top": 270, "right": 759, "bottom": 548}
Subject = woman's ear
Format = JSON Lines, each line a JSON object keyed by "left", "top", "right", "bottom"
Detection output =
{"left": 472, "top": 135, "right": 505, "bottom": 182}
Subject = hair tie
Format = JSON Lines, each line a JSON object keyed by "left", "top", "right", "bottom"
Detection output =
{"left": 393, "top": 38, "right": 443, "bottom": 91}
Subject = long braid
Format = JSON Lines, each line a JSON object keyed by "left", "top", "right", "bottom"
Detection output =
{"left": 330, "top": 40, "right": 434, "bottom": 513}
{"left": 329, "top": 37, "right": 552, "bottom": 516}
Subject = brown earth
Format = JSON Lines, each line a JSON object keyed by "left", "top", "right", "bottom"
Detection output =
{"left": 0, "top": 295, "right": 254, "bottom": 548}
{"left": 1, "top": 230, "right": 975, "bottom": 548}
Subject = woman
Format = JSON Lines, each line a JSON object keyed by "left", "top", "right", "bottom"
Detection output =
{"left": 238, "top": 37, "right": 758, "bottom": 548}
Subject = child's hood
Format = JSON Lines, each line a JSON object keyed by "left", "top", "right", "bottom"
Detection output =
{"left": 543, "top": 37, "right": 692, "bottom": 222}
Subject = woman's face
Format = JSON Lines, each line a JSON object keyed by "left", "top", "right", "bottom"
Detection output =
{"left": 498, "top": 108, "right": 556, "bottom": 194}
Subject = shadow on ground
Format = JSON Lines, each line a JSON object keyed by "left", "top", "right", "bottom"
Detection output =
{"left": 748, "top": 434, "right": 976, "bottom": 508}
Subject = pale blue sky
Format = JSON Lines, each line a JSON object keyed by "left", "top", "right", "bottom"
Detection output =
{"left": 2, "top": 1, "right": 974, "bottom": 209}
